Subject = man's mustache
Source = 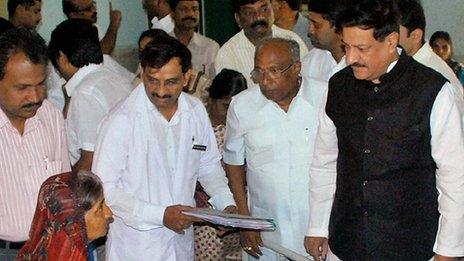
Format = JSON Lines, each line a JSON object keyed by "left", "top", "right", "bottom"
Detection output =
{"left": 153, "top": 93, "right": 172, "bottom": 99}
{"left": 251, "top": 20, "right": 268, "bottom": 29}
{"left": 182, "top": 17, "right": 197, "bottom": 23}
{"left": 351, "top": 63, "right": 366, "bottom": 68}
{"left": 22, "top": 102, "right": 42, "bottom": 109}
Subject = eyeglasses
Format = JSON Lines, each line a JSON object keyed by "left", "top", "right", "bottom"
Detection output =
{"left": 76, "top": 1, "right": 96, "bottom": 13}
{"left": 250, "top": 63, "right": 294, "bottom": 83}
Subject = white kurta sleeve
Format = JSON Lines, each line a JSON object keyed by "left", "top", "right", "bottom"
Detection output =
{"left": 70, "top": 91, "right": 107, "bottom": 152}
{"left": 197, "top": 107, "right": 236, "bottom": 211}
{"left": 92, "top": 114, "right": 166, "bottom": 231}
{"left": 223, "top": 99, "right": 246, "bottom": 166}
{"left": 430, "top": 82, "right": 464, "bottom": 256}
{"left": 307, "top": 90, "right": 338, "bottom": 237}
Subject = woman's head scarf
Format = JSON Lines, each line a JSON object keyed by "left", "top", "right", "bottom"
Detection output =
{"left": 18, "top": 172, "right": 88, "bottom": 260}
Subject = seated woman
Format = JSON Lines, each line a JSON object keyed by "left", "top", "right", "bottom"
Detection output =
{"left": 194, "top": 69, "right": 247, "bottom": 260}
{"left": 18, "top": 171, "right": 113, "bottom": 260}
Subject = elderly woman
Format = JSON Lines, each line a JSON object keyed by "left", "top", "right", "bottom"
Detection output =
{"left": 17, "top": 171, "right": 113, "bottom": 260}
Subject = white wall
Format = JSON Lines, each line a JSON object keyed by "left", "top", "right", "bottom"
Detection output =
{"left": 36, "top": 0, "right": 147, "bottom": 71}
{"left": 422, "top": 0, "right": 464, "bottom": 62}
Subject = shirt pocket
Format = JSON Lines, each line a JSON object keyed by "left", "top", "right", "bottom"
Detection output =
{"left": 245, "top": 129, "right": 275, "bottom": 168}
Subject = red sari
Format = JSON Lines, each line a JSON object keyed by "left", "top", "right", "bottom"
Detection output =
{"left": 17, "top": 172, "right": 88, "bottom": 260}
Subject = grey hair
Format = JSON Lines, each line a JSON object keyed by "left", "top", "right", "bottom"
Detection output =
{"left": 255, "top": 37, "right": 300, "bottom": 63}
{"left": 73, "top": 170, "right": 104, "bottom": 211}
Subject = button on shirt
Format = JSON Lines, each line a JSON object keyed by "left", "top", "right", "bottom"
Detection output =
{"left": 308, "top": 60, "right": 464, "bottom": 257}
{"left": 215, "top": 25, "right": 309, "bottom": 89}
{"left": 65, "top": 63, "right": 131, "bottom": 164}
{"left": 301, "top": 48, "right": 347, "bottom": 82}
{"left": 170, "top": 31, "right": 219, "bottom": 77}
{"left": 0, "top": 100, "right": 71, "bottom": 241}
{"left": 92, "top": 85, "right": 235, "bottom": 261}
{"left": 223, "top": 77, "right": 326, "bottom": 256}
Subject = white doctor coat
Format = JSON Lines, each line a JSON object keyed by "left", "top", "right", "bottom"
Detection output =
{"left": 92, "top": 84, "right": 235, "bottom": 260}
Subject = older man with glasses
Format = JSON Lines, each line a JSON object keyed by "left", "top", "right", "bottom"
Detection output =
{"left": 224, "top": 37, "right": 326, "bottom": 260}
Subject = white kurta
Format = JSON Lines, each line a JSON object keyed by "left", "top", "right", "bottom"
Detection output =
{"left": 92, "top": 85, "right": 235, "bottom": 260}
{"left": 223, "top": 77, "right": 326, "bottom": 259}
{"left": 301, "top": 47, "right": 347, "bottom": 82}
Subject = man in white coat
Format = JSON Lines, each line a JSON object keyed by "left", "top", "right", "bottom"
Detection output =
{"left": 92, "top": 35, "right": 237, "bottom": 260}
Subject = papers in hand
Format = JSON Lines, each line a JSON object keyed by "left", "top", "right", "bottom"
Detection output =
{"left": 183, "top": 208, "right": 276, "bottom": 230}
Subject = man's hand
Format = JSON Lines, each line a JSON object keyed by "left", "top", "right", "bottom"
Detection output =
{"left": 304, "top": 236, "right": 328, "bottom": 261}
{"left": 163, "top": 205, "right": 200, "bottom": 234}
{"left": 109, "top": 2, "right": 122, "bottom": 29}
{"left": 434, "top": 254, "right": 459, "bottom": 261}
{"left": 240, "top": 230, "right": 263, "bottom": 258}
{"left": 216, "top": 205, "right": 238, "bottom": 237}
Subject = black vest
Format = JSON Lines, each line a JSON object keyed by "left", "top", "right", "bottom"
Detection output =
{"left": 326, "top": 52, "right": 447, "bottom": 261}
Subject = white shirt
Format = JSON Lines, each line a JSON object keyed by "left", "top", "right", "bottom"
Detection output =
{"left": 307, "top": 62, "right": 464, "bottom": 257}
{"left": 413, "top": 42, "right": 464, "bottom": 98}
{"left": 215, "top": 25, "right": 309, "bottom": 89}
{"left": 170, "top": 31, "right": 219, "bottom": 76}
{"left": 66, "top": 63, "right": 131, "bottom": 164}
{"left": 292, "top": 13, "right": 312, "bottom": 51}
{"left": 0, "top": 100, "right": 71, "bottom": 241}
{"left": 151, "top": 14, "right": 175, "bottom": 33}
{"left": 301, "top": 48, "right": 347, "bottom": 82}
{"left": 223, "top": 77, "right": 326, "bottom": 257}
{"left": 92, "top": 85, "right": 235, "bottom": 261}
{"left": 46, "top": 55, "right": 134, "bottom": 111}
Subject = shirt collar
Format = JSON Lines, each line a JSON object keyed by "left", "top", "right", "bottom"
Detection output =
{"left": 170, "top": 31, "right": 201, "bottom": 48}
{"left": 413, "top": 41, "right": 432, "bottom": 62}
{"left": 151, "top": 14, "right": 174, "bottom": 33}
{"left": 64, "top": 63, "right": 103, "bottom": 97}
{"left": 0, "top": 102, "right": 43, "bottom": 131}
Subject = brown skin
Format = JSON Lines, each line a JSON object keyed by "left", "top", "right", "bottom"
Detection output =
{"left": 235, "top": 0, "right": 274, "bottom": 46}
{"left": 307, "top": 11, "right": 344, "bottom": 62}
{"left": 270, "top": 0, "right": 298, "bottom": 31}
{"left": 206, "top": 97, "right": 231, "bottom": 126}
{"left": 398, "top": 25, "right": 423, "bottom": 56}
{"left": 10, "top": 0, "right": 42, "bottom": 30}
{"left": 172, "top": 0, "right": 200, "bottom": 47}
{"left": 141, "top": 57, "right": 190, "bottom": 121}
{"left": 0, "top": 52, "right": 46, "bottom": 134}
{"left": 72, "top": 150, "right": 93, "bottom": 172}
{"left": 85, "top": 197, "right": 113, "bottom": 241}
{"left": 342, "top": 26, "right": 399, "bottom": 84}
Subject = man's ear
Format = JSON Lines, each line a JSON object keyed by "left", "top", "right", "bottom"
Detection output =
{"left": 386, "top": 31, "right": 400, "bottom": 53}
{"left": 183, "top": 69, "right": 192, "bottom": 87}
{"left": 234, "top": 13, "right": 242, "bottom": 29}
{"left": 410, "top": 28, "right": 424, "bottom": 44}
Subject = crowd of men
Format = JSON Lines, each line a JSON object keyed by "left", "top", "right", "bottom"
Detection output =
{"left": 1, "top": 0, "right": 463, "bottom": 260}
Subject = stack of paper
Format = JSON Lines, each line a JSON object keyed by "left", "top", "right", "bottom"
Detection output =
{"left": 183, "top": 208, "right": 276, "bottom": 230}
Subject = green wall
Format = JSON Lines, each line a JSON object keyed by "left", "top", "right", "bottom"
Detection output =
{"left": 204, "top": 0, "right": 239, "bottom": 46}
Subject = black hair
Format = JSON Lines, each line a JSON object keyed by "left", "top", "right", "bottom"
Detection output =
{"left": 396, "top": 0, "right": 425, "bottom": 39}
{"left": 73, "top": 171, "right": 104, "bottom": 212}
{"left": 168, "top": 0, "right": 199, "bottom": 11}
{"left": 138, "top": 28, "right": 171, "bottom": 48}
{"left": 62, "top": 0, "right": 78, "bottom": 17}
{"left": 280, "top": 0, "right": 301, "bottom": 11}
{"left": 308, "top": 0, "right": 347, "bottom": 30}
{"left": 48, "top": 19, "right": 103, "bottom": 70}
{"left": 208, "top": 69, "right": 247, "bottom": 99}
{"left": 430, "top": 31, "right": 451, "bottom": 45}
{"left": 337, "top": 0, "right": 400, "bottom": 41}
{"left": 7, "top": 0, "right": 41, "bottom": 18}
{"left": 0, "top": 28, "right": 48, "bottom": 80}
{"left": 233, "top": 0, "right": 261, "bottom": 14}
{"left": 0, "top": 18, "right": 14, "bottom": 35}
{"left": 140, "top": 35, "right": 192, "bottom": 73}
